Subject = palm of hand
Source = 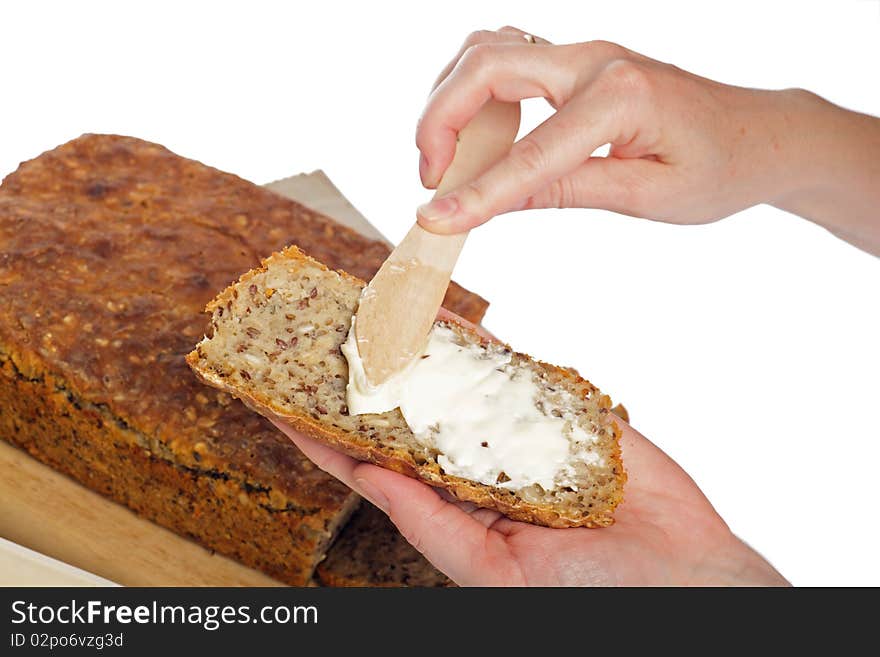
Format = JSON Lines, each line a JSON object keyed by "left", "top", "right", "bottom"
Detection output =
{"left": 274, "top": 418, "right": 786, "bottom": 587}
{"left": 473, "top": 429, "right": 745, "bottom": 586}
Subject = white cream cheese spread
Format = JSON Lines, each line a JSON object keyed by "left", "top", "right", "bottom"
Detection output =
{"left": 341, "top": 318, "right": 600, "bottom": 491}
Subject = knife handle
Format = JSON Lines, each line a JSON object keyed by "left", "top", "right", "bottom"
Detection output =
{"left": 391, "top": 99, "right": 521, "bottom": 270}
{"left": 354, "top": 100, "right": 520, "bottom": 386}
{"left": 434, "top": 100, "right": 521, "bottom": 197}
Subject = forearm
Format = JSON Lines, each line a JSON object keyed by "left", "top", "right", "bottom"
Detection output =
{"left": 770, "top": 89, "right": 880, "bottom": 255}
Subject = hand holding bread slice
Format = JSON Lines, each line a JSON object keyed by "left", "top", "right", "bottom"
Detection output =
{"left": 186, "top": 246, "right": 794, "bottom": 586}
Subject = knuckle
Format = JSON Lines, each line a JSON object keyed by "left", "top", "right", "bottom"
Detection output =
{"left": 548, "top": 176, "right": 575, "bottom": 209}
{"left": 496, "top": 24, "right": 525, "bottom": 36}
{"left": 459, "top": 179, "right": 490, "bottom": 213}
{"left": 464, "top": 29, "right": 495, "bottom": 48}
{"left": 310, "top": 450, "right": 336, "bottom": 474}
{"left": 415, "top": 135, "right": 430, "bottom": 157}
{"left": 602, "top": 59, "right": 651, "bottom": 92}
{"left": 394, "top": 501, "right": 447, "bottom": 556}
{"left": 620, "top": 186, "right": 646, "bottom": 216}
{"left": 398, "top": 523, "right": 425, "bottom": 554}
{"left": 510, "top": 137, "right": 549, "bottom": 174}
{"left": 618, "top": 170, "right": 655, "bottom": 216}
{"left": 414, "top": 124, "right": 442, "bottom": 159}
{"left": 581, "top": 39, "right": 626, "bottom": 59}
{"left": 414, "top": 120, "right": 433, "bottom": 153}
{"left": 461, "top": 42, "right": 495, "bottom": 70}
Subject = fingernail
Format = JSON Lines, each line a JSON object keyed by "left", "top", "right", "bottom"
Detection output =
{"left": 417, "top": 196, "right": 459, "bottom": 223}
{"left": 355, "top": 477, "right": 390, "bottom": 513}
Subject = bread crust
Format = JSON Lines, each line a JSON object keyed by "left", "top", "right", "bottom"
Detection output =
{"left": 188, "top": 246, "right": 626, "bottom": 529}
{"left": 315, "top": 504, "right": 452, "bottom": 587}
{"left": 0, "top": 134, "right": 489, "bottom": 584}
{"left": 0, "top": 341, "right": 360, "bottom": 585}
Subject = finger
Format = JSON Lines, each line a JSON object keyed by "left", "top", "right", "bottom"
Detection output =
{"left": 431, "top": 27, "right": 544, "bottom": 94}
{"left": 353, "top": 463, "right": 516, "bottom": 584}
{"left": 273, "top": 419, "right": 516, "bottom": 582}
{"left": 522, "top": 155, "right": 667, "bottom": 217}
{"left": 612, "top": 418, "right": 721, "bottom": 524}
{"left": 417, "top": 41, "right": 624, "bottom": 189}
{"left": 436, "top": 489, "right": 509, "bottom": 529}
{"left": 271, "top": 420, "right": 439, "bottom": 525}
{"left": 497, "top": 25, "right": 552, "bottom": 45}
{"left": 274, "top": 413, "right": 506, "bottom": 529}
{"left": 272, "top": 420, "right": 363, "bottom": 488}
{"left": 417, "top": 43, "right": 579, "bottom": 189}
{"left": 422, "top": 28, "right": 552, "bottom": 188}
{"left": 496, "top": 27, "right": 562, "bottom": 112}
{"left": 431, "top": 31, "right": 497, "bottom": 94}
{"left": 466, "top": 506, "right": 508, "bottom": 529}
{"left": 417, "top": 92, "right": 622, "bottom": 232}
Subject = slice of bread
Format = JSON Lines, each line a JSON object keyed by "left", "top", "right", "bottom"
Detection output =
{"left": 320, "top": 400, "right": 635, "bottom": 586}
{"left": 186, "top": 246, "right": 625, "bottom": 528}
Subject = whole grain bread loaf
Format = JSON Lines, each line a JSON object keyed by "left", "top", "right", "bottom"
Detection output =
{"left": 0, "top": 134, "right": 488, "bottom": 585}
{"left": 188, "top": 247, "right": 626, "bottom": 528}
{"left": 316, "top": 503, "right": 452, "bottom": 587}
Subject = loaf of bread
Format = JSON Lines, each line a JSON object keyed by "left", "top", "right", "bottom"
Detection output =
{"left": 188, "top": 247, "right": 626, "bottom": 528}
{"left": 316, "top": 503, "right": 452, "bottom": 587}
{"left": 0, "top": 134, "right": 489, "bottom": 585}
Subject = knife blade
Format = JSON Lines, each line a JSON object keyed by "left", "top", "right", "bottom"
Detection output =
{"left": 354, "top": 100, "right": 521, "bottom": 387}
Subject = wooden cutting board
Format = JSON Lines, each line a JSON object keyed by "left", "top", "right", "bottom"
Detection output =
{"left": 0, "top": 171, "right": 389, "bottom": 586}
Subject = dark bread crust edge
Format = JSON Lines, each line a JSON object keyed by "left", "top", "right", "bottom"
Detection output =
{"left": 187, "top": 246, "right": 626, "bottom": 529}
{"left": 0, "top": 341, "right": 360, "bottom": 585}
{"left": 315, "top": 505, "right": 453, "bottom": 587}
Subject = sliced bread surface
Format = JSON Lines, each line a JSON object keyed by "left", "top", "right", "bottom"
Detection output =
{"left": 187, "top": 246, "right": 625, "bottom": 528}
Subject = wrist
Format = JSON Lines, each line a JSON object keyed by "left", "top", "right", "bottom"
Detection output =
{"left": 765, "top": 89, "right": 880, "bottom": 250}
{"left": 762, "top": 88, "right": 838, "bottom": 203}
{"left": 730, "top": 87, "right": 829, "bottom": 207}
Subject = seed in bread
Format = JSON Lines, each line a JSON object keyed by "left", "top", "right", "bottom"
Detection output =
{"left": 187, "top": 246, "right": 625, "bottom": 528}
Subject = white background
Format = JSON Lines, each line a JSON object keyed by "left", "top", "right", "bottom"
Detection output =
{"left": 2, "top": 0, "right": 878, "bottom": 586}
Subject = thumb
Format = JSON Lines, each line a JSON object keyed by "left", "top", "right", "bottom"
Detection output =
{"left": 351, "top": 463, "right": 513, "bottom": 585}
{"left": 416, "top": 100, "right": 612, "bottom": 234}
{"left": 525, "top": 156, "right": 663, "bottom": 216}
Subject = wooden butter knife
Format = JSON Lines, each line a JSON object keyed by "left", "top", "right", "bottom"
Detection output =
{"left": 354, "top": 100, "right": 521, "bottom": 386}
